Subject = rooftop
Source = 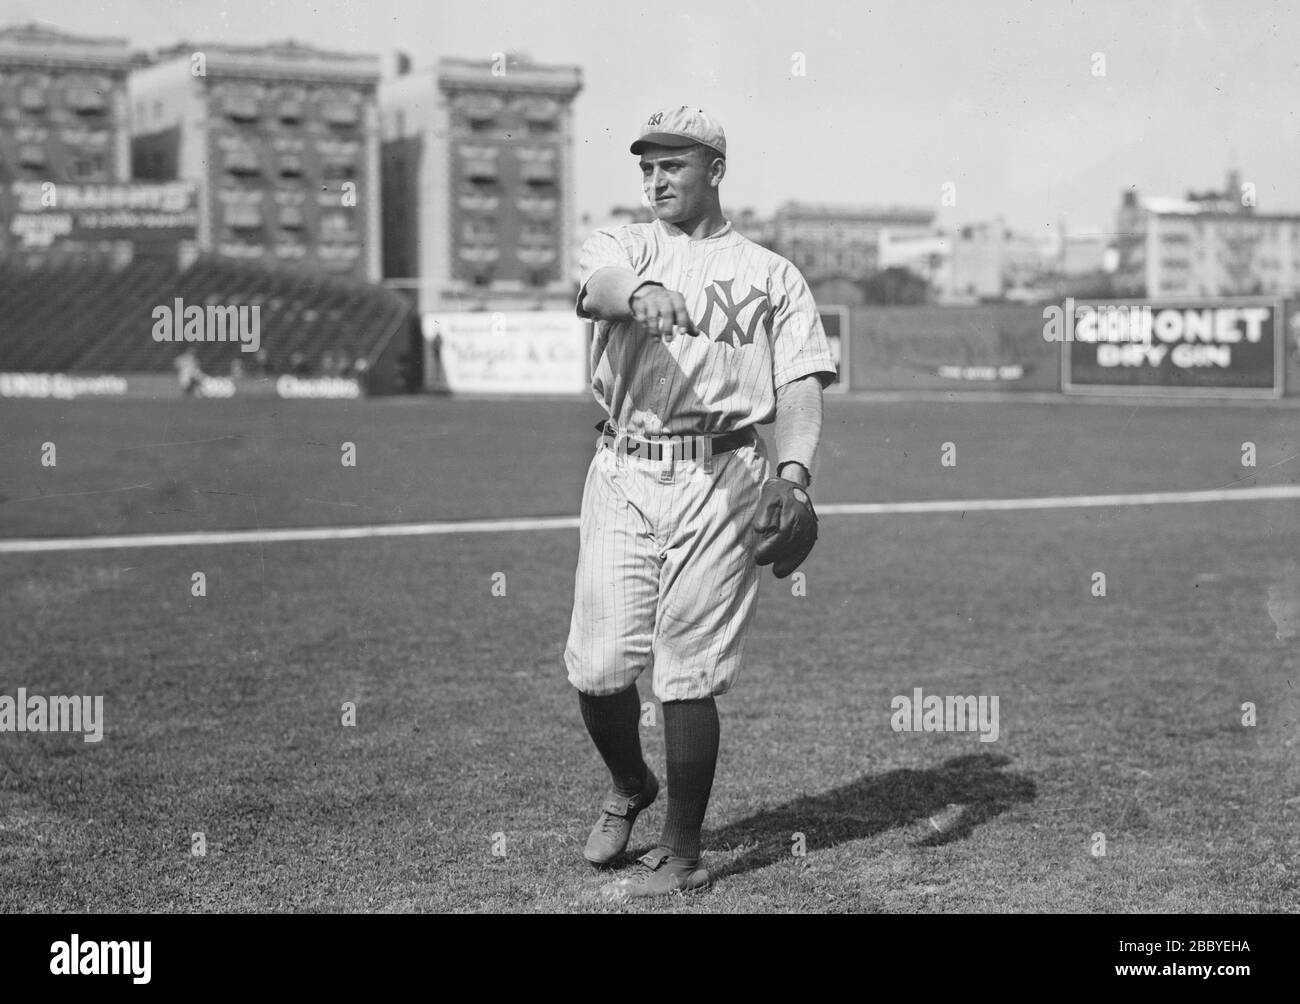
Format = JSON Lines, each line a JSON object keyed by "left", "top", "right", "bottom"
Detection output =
{"left": 0, "top": 22, "right": 132, "bottom": 67}
{"left": 775, "top": 201, "right": 935, "bottom": 223}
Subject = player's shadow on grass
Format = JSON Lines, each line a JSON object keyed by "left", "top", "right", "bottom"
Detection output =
{"left": 701, "top": 752, "right": 1036, "bottom": 880}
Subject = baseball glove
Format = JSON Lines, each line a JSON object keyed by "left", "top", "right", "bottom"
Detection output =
{"left": 752, "top": 477, "right": 818, "bottom": 578}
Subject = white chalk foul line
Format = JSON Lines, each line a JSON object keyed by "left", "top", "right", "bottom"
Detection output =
{"left": 817, "top": 484, "right": 1300, "bottom": 516}
{"left": 0, "top": 516, "right": 581, "bottom": 553}
{"left": 0, "top": 485, "right": 1296, "bottom": 554}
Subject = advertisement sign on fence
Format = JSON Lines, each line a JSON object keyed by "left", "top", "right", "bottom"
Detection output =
{"left": 1059, "top": 298, "right": 1283, "bottom": 398}
{"left": 423, "top": 311, "right": 588, "bottom": 394}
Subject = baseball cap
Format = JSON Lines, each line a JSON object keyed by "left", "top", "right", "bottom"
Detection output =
{"left": 630, "top": 106, "right": 726, "bottom": 158}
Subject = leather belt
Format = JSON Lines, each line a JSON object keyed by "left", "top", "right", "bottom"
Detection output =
{"left": 594, "top": 420, "right": 754, "bottom": 462}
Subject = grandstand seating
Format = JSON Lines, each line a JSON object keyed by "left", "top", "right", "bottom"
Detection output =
{"left": 0, "top": 256, "right": 415, "bottom": 379}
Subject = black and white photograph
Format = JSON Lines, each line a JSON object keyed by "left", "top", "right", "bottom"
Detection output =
{"left": 0, "top": 0, "right": 1295, "bottom": 949}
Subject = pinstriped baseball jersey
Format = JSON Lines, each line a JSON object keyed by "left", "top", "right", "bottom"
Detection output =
{"left": 577, "top": 218, "right": 836, "bottom": 436}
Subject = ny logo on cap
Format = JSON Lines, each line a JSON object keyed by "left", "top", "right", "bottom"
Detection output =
{"left": 699, "top": 279, "right": 771, "bottom": 349}
{"left": 647, "top": 112, "right": 664, "bottom": 126}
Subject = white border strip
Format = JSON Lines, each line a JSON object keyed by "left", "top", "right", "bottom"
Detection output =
{"left": 1, "top": 485, "right": 1297, "bottom": 553}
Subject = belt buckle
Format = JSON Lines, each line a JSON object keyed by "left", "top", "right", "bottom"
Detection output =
{"left": 658, "top": 435, "right": 675, "bottom": 483}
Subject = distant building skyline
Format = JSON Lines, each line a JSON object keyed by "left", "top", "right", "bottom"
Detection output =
{"left": 767, "top": 201, "right": 935, "bottom": 281}
{"left": 6, "top": 0, "right": 1295, "bottom": 247}
{"left": 1115, "top": 170, "right": 1300, "bottom": 299}
{"left": 6, "top": 6, "right": 1300, "bottom": 307}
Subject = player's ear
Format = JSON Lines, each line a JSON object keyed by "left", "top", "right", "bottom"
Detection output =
{"left": 709, "top": 155, "right": 726, "bottom": 187}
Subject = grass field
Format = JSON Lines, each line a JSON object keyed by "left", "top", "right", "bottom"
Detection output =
{"left": 1, "top": 394, "right": 1297, "bottom": 913}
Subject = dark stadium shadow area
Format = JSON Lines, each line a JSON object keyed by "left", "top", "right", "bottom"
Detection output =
{"left": 685, "top": 753, "right": 1037, "bottom": 880}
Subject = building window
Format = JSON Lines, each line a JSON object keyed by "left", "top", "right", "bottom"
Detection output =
{"left": 322, "top": 101, "right": 359, "bottom": 127}
{"left": 224, "top": 149, "right": 261, "bottom": 176}
{"left": 520, "top": 162, "right": 556, "bottom": 186}
{"left": 460, "top": 192, "right": 500, "bottom": 212}
{"left": 519, "top": 247, "right": 556, "bottom": 267}
{"left": 464, "top": 158, "right": 499, "bottom": 183}
{"left": 463, "top": 218, "right": 497, "bottom": 242}
{"left": 18, "top": 145, "right": 46, "bottom": 169}
{"left": 320, "top": 212, "right": 354, "bottom": 239}
{"left": 516, "top": 194, "right": 555, "bottom": 216}
{"left": 224, "top": 95, "right": 261, "bottom": 123}
{"left": 69, "top": 154, "right": 106, "bottom": 180}
{"left": 20, "top": 86, "right": 46, "bottom": 112}
{"left": 67, "top": 88, "right": 107, "bottom": 115}
{"left": 469, "top": 116, "right": 493, "bottom": 133}
{"left": 223, "top": 205, "right": 263, "bottom": 230}
{"left": 322, "top": 158, "right": 357, "bottom": 181}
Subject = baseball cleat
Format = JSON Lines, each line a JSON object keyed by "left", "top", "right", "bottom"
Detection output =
{"left": 599, "top": 846, "right": 711, "bottom": 900}
{"left": 584, "top": 769, "right": 660, "bottom": 866}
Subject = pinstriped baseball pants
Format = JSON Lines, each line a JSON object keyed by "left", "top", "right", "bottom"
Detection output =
{"left": 564, "top": 433, "right": 770, "bottom": 702}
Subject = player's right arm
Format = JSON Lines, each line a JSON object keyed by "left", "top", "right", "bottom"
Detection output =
{"left": 583, "top": 271, "right": 698, "bottom": 335}
{"left": 575, "top": 228, "right": 697, "bottom": 335}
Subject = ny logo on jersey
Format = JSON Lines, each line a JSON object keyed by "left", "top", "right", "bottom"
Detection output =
{"left": 698, "top": 279, "right": 771, "bottom": 349}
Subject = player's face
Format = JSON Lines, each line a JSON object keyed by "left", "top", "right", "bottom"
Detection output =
{"left": 639, "top": 145, "right": 719, "bottom": 224}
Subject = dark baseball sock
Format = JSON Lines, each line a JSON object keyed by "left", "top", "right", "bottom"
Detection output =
{"left": 659, "top": 697, "right": 720, "bottom": 861}
{"left": 578, "top": 685, "right": 649, "bottom": 798}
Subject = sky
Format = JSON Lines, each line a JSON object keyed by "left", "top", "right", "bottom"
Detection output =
{"left": 7, "top": 0, "right": 1298, "bottom": 242}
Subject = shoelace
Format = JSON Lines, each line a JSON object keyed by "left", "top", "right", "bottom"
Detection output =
{"left": 596, "top": 813, "right": 625, "bottom": 835}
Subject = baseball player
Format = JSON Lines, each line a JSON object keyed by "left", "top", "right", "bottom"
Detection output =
{"left": 565, "top": 106, "right": 835, "bottom": 899}
{"left": 174, "top": 348, "right": 204, "bottom": 396}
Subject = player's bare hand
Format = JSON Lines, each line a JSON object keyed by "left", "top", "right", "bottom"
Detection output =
{"left": 631, "top": 285, "right": 699, "bottom": 339}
